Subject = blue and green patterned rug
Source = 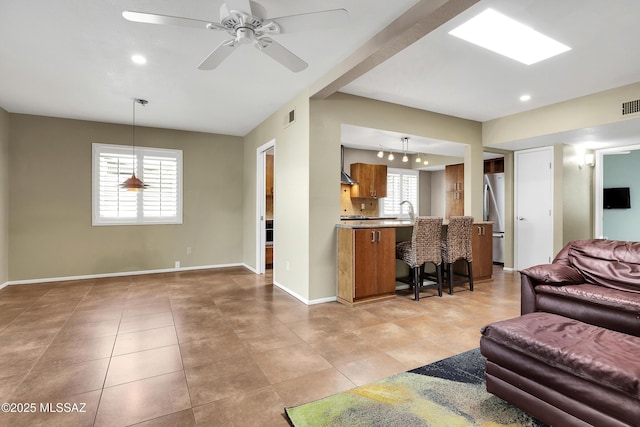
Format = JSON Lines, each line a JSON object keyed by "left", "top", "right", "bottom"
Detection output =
{"left": 285, "top": 348, "right": 546, "bottom": 427}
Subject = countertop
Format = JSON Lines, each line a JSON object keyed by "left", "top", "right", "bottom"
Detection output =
{"left": 336, "top": 219, "right": 493, "bottom": 229}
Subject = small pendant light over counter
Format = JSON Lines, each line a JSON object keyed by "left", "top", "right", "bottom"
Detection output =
{"left": 121, "top": 98, "right": 149, "bottom": 191}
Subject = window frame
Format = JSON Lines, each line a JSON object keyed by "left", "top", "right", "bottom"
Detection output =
{"left": 92, "top": 143, "right": 183, "bottom": 226}
{"left": 382, "top": 168, "right": 420, "bottom": 219}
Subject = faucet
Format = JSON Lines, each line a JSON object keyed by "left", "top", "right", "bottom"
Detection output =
{"left": 400, "top": 200, "right": 415, "bottom": 222}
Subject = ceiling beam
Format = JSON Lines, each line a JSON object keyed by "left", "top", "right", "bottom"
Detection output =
{"left": 310, "top": 0, "right": 479, "bottom": 99}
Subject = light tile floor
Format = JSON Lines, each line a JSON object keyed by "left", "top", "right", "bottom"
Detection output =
{"left": 0, "top": 265, "right": 521, "bottom": 426}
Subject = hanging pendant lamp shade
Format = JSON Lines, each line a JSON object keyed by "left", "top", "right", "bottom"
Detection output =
{"left": 121, "top": 98, "right": 149, "bottom": 191}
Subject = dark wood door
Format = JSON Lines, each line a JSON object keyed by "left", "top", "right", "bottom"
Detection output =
{"left": 375, "top": 228, "right": 396, "bottom": 294}
{"left": 353, "top": 229, "right": 377, "bottom": 298}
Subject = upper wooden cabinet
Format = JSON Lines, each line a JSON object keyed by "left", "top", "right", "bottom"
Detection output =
{"left": 350, "top": 163, "right": 387, "bottom": 199}
{"left": 484, "top": 158, "right": 504, "bottom": 174}
{"left": 445, "top": 163, "right": 464, "bottom": 218}
{"left": 266, "top": 154, "right": 274, "bottom": 196}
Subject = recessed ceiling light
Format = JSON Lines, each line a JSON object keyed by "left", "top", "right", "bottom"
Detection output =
{"left": 449, "top": 8, "right": 571, "bottom": 65}
{"left": 131, "top": 55, "right": 147, "bottom": 65}
{"left": 520, "top": 94, "right": 531, "bottom": 102}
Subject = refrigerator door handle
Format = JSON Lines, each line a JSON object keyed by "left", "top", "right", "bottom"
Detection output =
{"left": 483, "top": 184, "right": 490, "bottom": 221}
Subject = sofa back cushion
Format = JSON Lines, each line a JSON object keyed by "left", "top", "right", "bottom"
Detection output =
{"left": 557, "top": 240, "right": 640, "bottom": 293}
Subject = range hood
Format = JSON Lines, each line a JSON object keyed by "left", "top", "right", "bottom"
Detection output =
{"left": 341, "top": 145, "right": 356, "bottom": 185}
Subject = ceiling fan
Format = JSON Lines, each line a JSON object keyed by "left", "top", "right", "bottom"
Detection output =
{"left": 122, "top": 0, "right": 348, "bottom": 72}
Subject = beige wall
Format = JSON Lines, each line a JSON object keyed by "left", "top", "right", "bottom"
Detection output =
{"left": 483, "top": 82, "right": 640, "bottom": 146}
{"left": 430, "top": 170, "right": 446, "bottom": 217}
{"left": 243, "top": 91, "right": 312, "bottom": 300}
{"left": 0, "top": 107, "right": 9, "bottom": 285}
{"left": 9, "top": 114, "right": 243, "bottom": 281}
{"left": 562, "top": 144, "right": 594, "bottom": 243}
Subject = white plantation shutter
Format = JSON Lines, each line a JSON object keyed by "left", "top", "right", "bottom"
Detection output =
{"left": 382, "top": 168, "right": 419, "bottom": 218}
{"left": 93, "top": 143, "right": 182, "bottom": 225}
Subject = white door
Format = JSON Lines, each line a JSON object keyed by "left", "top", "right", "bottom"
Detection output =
{"left": 515, "top": 147, "right": 553, "bottom": 269}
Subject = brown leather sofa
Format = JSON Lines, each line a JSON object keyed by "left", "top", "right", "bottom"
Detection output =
{"left": 520, "top": 239, "right": 640, "bottom": 336}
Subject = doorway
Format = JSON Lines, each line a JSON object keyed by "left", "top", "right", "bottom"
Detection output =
{"left": 256, "top": 140, "right": 275, "bottom": 274}
{"left": 514, "top": 147, "right": 553, "bottom": 269}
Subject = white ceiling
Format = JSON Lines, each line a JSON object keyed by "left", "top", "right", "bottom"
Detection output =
{"left": 2, "top": 0, "right": 640, "bottom": 151}
{"left": 0, "top": 0, "right": 418, "bottom": 135}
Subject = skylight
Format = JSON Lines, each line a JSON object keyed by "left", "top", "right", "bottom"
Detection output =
{"left": 449, "top": 8, "right": 571, "bottom": 65}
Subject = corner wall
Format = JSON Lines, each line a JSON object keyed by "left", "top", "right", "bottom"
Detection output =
{"left": 9, "top": 114, "right": 244, "bottom": 281}
{"left": 0, "top": 107, "right": 9, "bottom": 286}
{"left": 243, "top": 91, "right": 312, "bottom": 300}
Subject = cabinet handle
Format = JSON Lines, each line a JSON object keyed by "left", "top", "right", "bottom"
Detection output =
{"left": 371, "top": 231, "right": 375, "bottom": 243}
{"left": 377, "top": 231, "right": 381, "bottom": 242}
{"left": 477, "top": 226, "right": 482, "bottom": 236}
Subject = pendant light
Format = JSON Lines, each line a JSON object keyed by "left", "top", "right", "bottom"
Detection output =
{"left": 402, "top": 137, "right": 409, "bottom": 162}
{"left": 121, "top": 98, "right": 149, "bottom": 191}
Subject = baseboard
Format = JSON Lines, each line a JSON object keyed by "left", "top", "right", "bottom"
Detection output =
{"left": 503, "top": 267, "right": 516, "bottom": 272}
{"left": 6, "top": 263, "right": 246, "bottom": 286}
{"left": 272, "top": 280, "right": 337, "bottom": 306}
{"left": 0, "top": 281, "right": 8, "bottom": 291}
{"left": 241, "top": 264, "right": 259, "bottom": 274}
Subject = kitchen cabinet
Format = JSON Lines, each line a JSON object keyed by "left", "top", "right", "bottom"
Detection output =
{"left": 337, "top": 227, "right": 396, "bottom": 305}
{"left": 266, "top": 154, "right": 274, "bottom": 196}
{"left": 484, "top": 158, "right": 504, "bottom": 174}
{"left": 349, "top": 163, "right": 387, "bottom": 199}
{"left": 454, "top": 223, "right": 493, "bottom": 282}
{"left": 446, "top": 163, "right": 464, "bottom": 218}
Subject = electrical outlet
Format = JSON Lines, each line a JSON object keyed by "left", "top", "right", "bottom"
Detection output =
{"left": 360, "top": 203, "right": 365, "bottom": 210}
{"left": 186, "top": 247, "right": 192, "bottom": 255}
{"left": 175, "top": 261, "right": 180, "bottom": 268}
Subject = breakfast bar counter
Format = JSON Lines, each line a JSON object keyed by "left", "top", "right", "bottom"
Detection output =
{"left": 336, "top": 219, "right": 493, "bottom": 305}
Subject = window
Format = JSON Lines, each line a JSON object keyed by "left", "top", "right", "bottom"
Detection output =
{"left": 382, "top": 168, "right": 419, "bottom": 218}
{"left": 92, "top": 143, "right": 182, "bottom": 225}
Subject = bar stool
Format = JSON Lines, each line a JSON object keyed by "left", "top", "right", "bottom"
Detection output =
{"left": 441, "top": 216, "right": 474, "bottom": 294}
{"left": 396, "top": 216, "right": 443, "bottom": 300}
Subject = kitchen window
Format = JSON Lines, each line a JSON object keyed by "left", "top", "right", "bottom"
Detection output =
{"left": 92, "top": 143, "right": 183, "bottom": 226}
{"left": 382, "top": 168, "right": 419, "bottom": 218}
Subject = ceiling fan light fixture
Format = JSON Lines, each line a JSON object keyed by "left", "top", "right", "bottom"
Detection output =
{"left": 415, "top": 154, "right": 422, "bottom": 163}
{"left": 402, "top": 154, "right": 409, "bottom": 162}
{"left": 388, "top": 152, "right": 394, "bottom": 161}
{"left": 377, "top": 150, "right": 384, "bottom": 158}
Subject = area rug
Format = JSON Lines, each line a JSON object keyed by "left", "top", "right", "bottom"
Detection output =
{"left": 285, "top": 348, "right": 547, "bottom": 427}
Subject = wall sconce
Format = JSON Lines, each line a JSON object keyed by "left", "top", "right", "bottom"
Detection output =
{"left": 584, "top": 153, "right": 595, "bottom": 167}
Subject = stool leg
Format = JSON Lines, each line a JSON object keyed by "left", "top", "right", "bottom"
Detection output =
{"left": 467, "top": 260, "right": 474, "bottom": 291}
{"left": 436, "top": 264, "right": 443, "bottom": 297}
{"left": 448, "top": 263, "right": 454, "bottom": 295}
{"left": 413, "top": 267, "right": 420, "bottom": 301}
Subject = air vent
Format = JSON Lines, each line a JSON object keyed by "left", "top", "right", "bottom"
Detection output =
{"left": 283, "top": 108, "right": 295, "bottom": 127}
{"left": 622, "top": 99, "right": 640, "bottom": 116}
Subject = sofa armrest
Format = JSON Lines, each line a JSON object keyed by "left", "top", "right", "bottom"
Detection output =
{"left": 520, "top": 264, "right": 585, "bottom": 315}
{"left": 521, "top": 264, "right": 585, "bottom": 286}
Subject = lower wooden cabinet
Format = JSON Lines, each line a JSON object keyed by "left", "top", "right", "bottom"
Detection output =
{"left": 265, "top": 245, "right": 273, "bottom": 266}
{"left": 472, "top": 223, "right": 493, "bottom": 281}
{"left": 454, "top": 223, "right": 493, "bottom": 282}
{"left": 338, "top": 227, "right": 396, "bottom": 305}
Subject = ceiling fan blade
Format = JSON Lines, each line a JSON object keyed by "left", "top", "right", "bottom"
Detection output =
{"left": 122, "top": 11, "right": 224, "bottom": 31}
{"left": 268, "top": 9, "right": 348, "bottom": 34}
{"left": 255, "top": 38, "right": 307, "bottom": 72}
{"left": 198, "top": 39, "right": 238, "bottom": 70}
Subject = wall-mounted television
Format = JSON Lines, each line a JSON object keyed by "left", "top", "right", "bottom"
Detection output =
{"left": 603, "top": 187, "right": 631, "bottom": 209}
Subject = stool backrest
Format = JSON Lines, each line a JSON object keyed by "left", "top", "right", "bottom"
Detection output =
{"left": 444, "top": 216, "right": 474, "bottom": 263}
{"left": 412, "top": 216, "right": 443, "bottom": 266}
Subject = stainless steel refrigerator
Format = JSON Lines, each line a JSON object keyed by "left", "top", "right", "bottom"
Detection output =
{"left": 484, "top": 173, "right": 505, "bottom": 263}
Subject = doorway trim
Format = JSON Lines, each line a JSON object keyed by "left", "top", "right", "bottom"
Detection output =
{"left": 256, "top": 139, "right": 275, "bottom": 274}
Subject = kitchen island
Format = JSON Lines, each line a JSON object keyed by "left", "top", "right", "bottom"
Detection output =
{"left": 336, "top": 219, "right": 493, "bottom": 305}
